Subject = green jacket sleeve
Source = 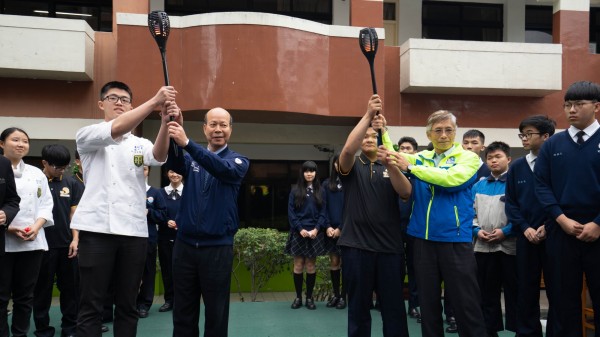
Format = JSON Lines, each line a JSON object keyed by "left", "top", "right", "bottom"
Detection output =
{"left": 400, "top": 149, "right": 479, "bottom": 188}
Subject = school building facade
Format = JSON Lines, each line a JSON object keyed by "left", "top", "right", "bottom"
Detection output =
{"left": 0, "top": 0, "right": 599, "bottom": 228}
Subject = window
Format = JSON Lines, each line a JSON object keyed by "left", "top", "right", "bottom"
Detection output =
{"left": 165, "top": 0, "right": 333, "bottom": 24}
{"left": 384, "top": 2, "right": 396, "bottom": 21}
{"left": 525, "top": 5, "right": 553, "bottom": 44}
{"left": 0, "top": 0, "right": 112, "bottom": 31}
{"left": 422, "top": 1, "right": 503, "bottom": 42}
{"left": 590, "top": 8, "right": 600, "bottom": 53}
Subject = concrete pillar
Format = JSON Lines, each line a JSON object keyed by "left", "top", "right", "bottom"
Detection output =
{"left": 398, "top": 0, "right": 421, "bottom": 45}
{"left": 333, "top": 0, "right": 350, "bottom": 26}
{"left": 504, "top": 0, "right": 525, "bottom": 42}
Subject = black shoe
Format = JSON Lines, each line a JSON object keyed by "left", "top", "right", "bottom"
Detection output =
{"left": 291, "top": 297, "right": 302, "bottom": 309}
{"left": 305, "top": 297, "right": 316, "bottom": 310}
{"left": 101, "top": 325, "right": 109, "bottom": 333}
{"left": 408, "top": 307, "right": 421, "bottom": 319}
{"left": 138, "top": 308, "right": 149, "bottom": 318}
{"left": 159, "top": 302, "right": 173, "bottom": 312}
{"left": 326, "top": 296, "right": 339, "bottom": 308}
{"left": 417, "top": 317, "right": 422, "bottom": 324}
{"left": 336, "top": 298, "right": 346, "bottom": 309}
{"left": 445, "top": 317, "right": 458, "bottom": 333}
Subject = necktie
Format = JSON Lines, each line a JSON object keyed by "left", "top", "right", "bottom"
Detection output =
{"left": 169, "top": 190, "right": 180, "bottom": 200}
{"left": 576, "top": 130, "right": 586, "bottom": 145}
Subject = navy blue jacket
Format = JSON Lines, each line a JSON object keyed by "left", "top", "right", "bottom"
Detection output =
{"left": 159, "top": 188, "right": 181, "bottom": 241}
{"left": 166, "top": 142, "right": 249, "bottom": 247}
{"left": 146, "top": 186, "right": 167, "bottom": 245}
{"left": 535, "top": 130, "right": 600, "bottom": 231}
{"left": 505, "top": 157, "right": 547, "bottom": 233}
{"left": 322, "top": 178, "right": 344, "bottom": 230}
{"left": 288, "top": 186, "right": 326, "bottom": 232}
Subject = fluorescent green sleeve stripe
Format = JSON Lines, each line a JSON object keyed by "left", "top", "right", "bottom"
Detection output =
{"left": 382, "top": 130, "right": 393, "bottom": 151}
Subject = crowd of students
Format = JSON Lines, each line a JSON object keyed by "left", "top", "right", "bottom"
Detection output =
{"left": 285, "top": 80, "right": 600, "bottom": 337}
{"left": 0, "top": 79, "right": 598, "bottom": 337}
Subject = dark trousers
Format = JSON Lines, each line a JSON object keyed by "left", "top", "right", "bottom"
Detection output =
{"left": 402, "top": 233, "right": 419, "bottom": 310}
{"left": 0, "top": 250, "right": 44, "bottom": 337}
{"left": 545, "top": 226, "right": 600, "bottom": 337}
{"left": 413, "top": 239, "right": 486, "bottom": 337}
{"left": 172, "top": 242, "right": 233, "bottom": 337}
{"left": 475, "top": 251, "right": 517, "bottom": 334}
{"left": 33, "top": 247, "right": 79, "bottom": 337}
{"left": 341, "top": 246, "right": 409, "bottom": 337}
{"left": 157, "top": 240, "right": 175, "bottom": 304}
{"left": 76, "top": 231, "right": 147, "bottom": 337}
{"left": 516, "top": 234, "right": 552, "bottom": 337}
{"left": 136, "top": 242, "right": 157, "bottom": 310}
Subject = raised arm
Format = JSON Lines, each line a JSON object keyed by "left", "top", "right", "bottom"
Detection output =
{"left": 339, "top": 95, "right": 382, "bottom": 173}
{"left": 111, "top": 86, "right": 177, "bottom": 139}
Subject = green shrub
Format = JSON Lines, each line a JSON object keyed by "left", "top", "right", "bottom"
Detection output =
{"left": 232, "top": 228, "right": 291, "bottom": 302}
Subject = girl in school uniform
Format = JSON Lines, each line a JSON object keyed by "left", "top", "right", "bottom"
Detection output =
{"left": 0, "top": 127, "right": 54, "bottom": 337}
{"left": 322, "top": 154, "right": 346, "bottom": 309}
{"left": 285, "top": 161, "right": 326, "bottom": 310}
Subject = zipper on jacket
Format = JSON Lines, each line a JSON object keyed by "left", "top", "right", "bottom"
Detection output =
{"left": 425, "top": 185, "right": 434, "bottom": 240}
{"left": 454, "top": 205, "right": 460, "bottom": 236}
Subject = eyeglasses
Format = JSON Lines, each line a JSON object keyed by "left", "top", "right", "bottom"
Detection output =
{"left": 517, "top": 132, "right": 541, "bottom": 140}
{"left": 563, "top": 100, "right": 597, "bottom": 110}
{"left": 431, "top": 128, "right": 455, "bottom": 136}
{"left": 103, "top": 95, "right": 131, "bottom": 105}
{"left": 51, "top": 164, "right": 70, "bottom": 171}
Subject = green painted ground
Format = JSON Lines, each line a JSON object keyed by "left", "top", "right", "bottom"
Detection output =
{"left": 19, "top": 301, "right": 520, "bottom": 337}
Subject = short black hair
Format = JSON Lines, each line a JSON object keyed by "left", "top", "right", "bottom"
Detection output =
{"left": 397, "top": 136, "right": 418, "bottom": 150}
{"left": 519, "top": 115, "right": 556, "bottom": 136}
{"left": 462, "top": 129, "right": 485, "bottom": 143}
{"left": 564, "top": 81, "right": 600, "bottom": 101}
{"left": 42, "top": 144, "right": 71, "bottom": 166}
{"left": 100, "top": 81, "right": 133, "bottom": 101}
{"left": 484, "top": 141, "right": 510, "bottom": 158}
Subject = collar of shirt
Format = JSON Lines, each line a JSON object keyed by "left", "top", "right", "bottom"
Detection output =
{"left": 433, "top": 145, "right": 455, "bottom": 166}
{"left": 164, "top": 184, "right": 183, "bottom": 195}
{"left": 358, "top": 152, "right": 381, "bottom": 165}
{"left": 146, "top": 183, "right": 151, "bottom": 192}
{"left": 47, "top": 175, "right": 63, "bottom": 183}
{"left": 487, "top": 171, "right": 508, "bottom": 182}
{"left": 209, "top": 144, "right": 228, "bottom": 155}
{"left": 526, "top": 152, "right": 537, "bottom": 171}
{"left": 568, "top": 119, "right": 600, "bottom": 142}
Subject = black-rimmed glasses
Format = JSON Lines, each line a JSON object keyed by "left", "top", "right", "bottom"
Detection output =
{"left": 517, "top": 132, "right": 541, "bottom": 140}
{"left": 103, "top": 95, "right": 132, "bottom": 105}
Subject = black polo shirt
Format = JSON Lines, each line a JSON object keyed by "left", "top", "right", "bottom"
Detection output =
{"left": 337, "top": 153, "right": 403, "bottom": 254}
{"left": 45, "top": 175, "right": 83, "bottom": 248}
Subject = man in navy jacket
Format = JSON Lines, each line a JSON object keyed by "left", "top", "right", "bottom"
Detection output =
{"left": 535, "top": 81, "right": 600, "bottom": 337}
{"left": 154, "top": 105, "right": 249, "bottom": 337}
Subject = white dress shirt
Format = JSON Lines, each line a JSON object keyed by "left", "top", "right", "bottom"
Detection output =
{"left": 164, "top": 184, "right": 183, "bottom": 199}
{"left": 568, "top": 119, "right": 600, "bottom": 143}
{"left": 525, "top": 152, "right": 537, "bottom": 172}
{"left": 5, "top": 161, "right": 54, "bottom": 252}
{"left": 71, "top": 120, "right": 164, "bottom": 237}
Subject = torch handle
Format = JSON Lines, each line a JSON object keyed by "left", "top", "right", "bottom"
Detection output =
{"left": 368, "top": 60, "right": 383, "bottom": 146}
{"left": 160, "top": 51, "right": 178, "bottom": 156}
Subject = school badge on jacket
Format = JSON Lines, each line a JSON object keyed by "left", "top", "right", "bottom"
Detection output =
{"left": 133, "top": 145, "right": 144, "bottom": 167}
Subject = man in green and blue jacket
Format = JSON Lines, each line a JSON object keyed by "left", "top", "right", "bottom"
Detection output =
{"left": 384, "top": 110, "right": 486, "bottom": 337}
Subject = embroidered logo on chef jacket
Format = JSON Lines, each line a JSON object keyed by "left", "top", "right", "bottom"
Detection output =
{"left": 133, "top": 145, "right": 144, "bottom": 167}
